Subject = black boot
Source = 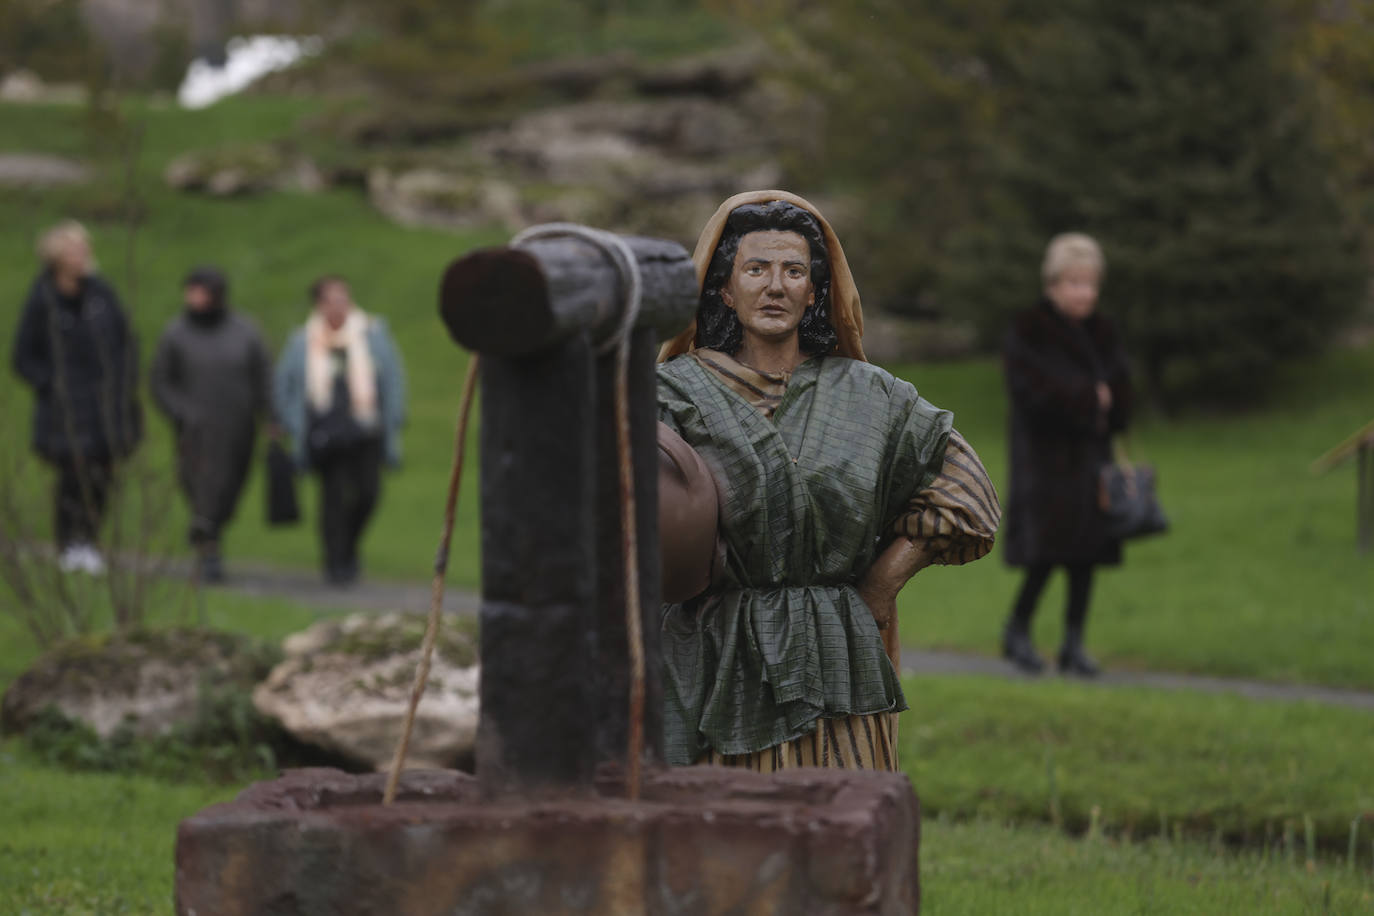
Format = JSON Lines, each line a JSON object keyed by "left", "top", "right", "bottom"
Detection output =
{"left": 1056, "top": 629, "right": 1100, "bottom": 677}
{"left": 198, "top": 548, "right": 225, "bottom": 585}
{"left": 1058, "top": 566, "right": 1100, "bottom": 676}
{"left": 1002, "top": 621, "right": 1045, "bottom": 674}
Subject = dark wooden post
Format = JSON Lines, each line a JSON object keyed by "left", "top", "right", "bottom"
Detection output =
{"left": 439, "top": 231, "right": 696, "bottom": 793}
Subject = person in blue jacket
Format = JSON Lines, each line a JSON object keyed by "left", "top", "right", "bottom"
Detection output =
{"left": 274, "top": 276, "right": 406, "bottom": 585}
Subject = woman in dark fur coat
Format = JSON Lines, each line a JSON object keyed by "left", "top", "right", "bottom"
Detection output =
{"left": 1001, "top": 233, "right": 1132, "bottom": 676}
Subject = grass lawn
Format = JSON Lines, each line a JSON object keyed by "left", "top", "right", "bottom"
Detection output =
{"left": 922, "top": 817, "right": 1374, "bottom": 914}
{"left": 0, "top": 752, "right": 234, "bottom": 916}
{"left": 903, "top": 675, "right": 1374, "bottom": 849}
{"left": 897, "top": 346, "right": 1374, "bottom": 689}
{"left": 3, "top": 666, "right": 1373, "bottom": 914}
{"left": 4, "top": 759, "right": 1370, "bottom": 916}
{"left": 8, "top": 750, "right": 1369, "bottom": 916}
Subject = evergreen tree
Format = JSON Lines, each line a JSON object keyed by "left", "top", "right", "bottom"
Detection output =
{"left": 942, "top": 0, "right": 1366, "bottom": 405}
{"left": 743, "top": 0, "right": 1027, "bottom": 318}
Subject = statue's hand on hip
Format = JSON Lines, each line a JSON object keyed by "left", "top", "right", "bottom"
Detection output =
{"left": 858, "top": 537, "right": 933, "bottom": 630}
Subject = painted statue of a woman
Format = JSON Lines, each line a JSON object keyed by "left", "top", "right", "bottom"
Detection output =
{"left": 656, "top": 190, "right": 1000, "bottom": 771}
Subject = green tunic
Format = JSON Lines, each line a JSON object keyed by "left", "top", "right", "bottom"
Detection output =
{"left": 657, "top": 354, "right": 952, "bottom": 766}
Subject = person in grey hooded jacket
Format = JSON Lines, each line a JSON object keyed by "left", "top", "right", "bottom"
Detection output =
{"left": 150, "top": 266, "right": 273, "bottom": 582}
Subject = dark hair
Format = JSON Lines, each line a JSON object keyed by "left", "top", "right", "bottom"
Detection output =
{"left": 695, "top": 200, "right": 837, "bottom": 358}
{"left": 309, "top": 274, "right": 348, "bottom": 304}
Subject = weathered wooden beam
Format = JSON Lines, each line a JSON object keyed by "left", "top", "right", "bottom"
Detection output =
{"left": 454, "top": 226, "right": 695, "bottom": 793}
{"left": 438, "top": 235, "right": 697, "bottom": 357}
{"left": 475, "top": 340, "right": 599, "bottom": 792}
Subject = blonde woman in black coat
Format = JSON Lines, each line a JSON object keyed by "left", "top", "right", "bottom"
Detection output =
{"left": 11, "top": 221, "right": 142, "bottom": 575}
{"left": 1001, "top": 233, "right": 1131, "bottom": 676}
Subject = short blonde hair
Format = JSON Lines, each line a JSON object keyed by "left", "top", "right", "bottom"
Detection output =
{"left": 37, "top": 219, "right": 91, "bottom": 266}
{"left": 1042, "top": 232, "right": 1105, "bottom": 286}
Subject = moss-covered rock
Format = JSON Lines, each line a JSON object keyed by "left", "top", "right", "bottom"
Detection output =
{"left": 0, "top": 628, "right": 280, "bottom": 740}
{"left": 255, "top": 612, "right": 480, "bottom": 771}
{"left": 164, "top": 143, "right": 324, "bottom": 196}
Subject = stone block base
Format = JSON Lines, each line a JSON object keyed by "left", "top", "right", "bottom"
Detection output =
{"left": 175, "top": 765, "right": 920, "bottom": 915}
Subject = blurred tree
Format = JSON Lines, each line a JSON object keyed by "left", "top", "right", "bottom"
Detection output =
{"left": 713, "top": 0, "right": 1026, "bottom": 319}
{"left": 731, "top": 0, "right": 1368, "bottom": 405}
{"left": 941, "top": 0, "right": 1366, "bottom": 406}
{"left": 0, "top": 0, "right": 99, "bottom": 83}
{"left": 320, "top": 0, "right": 513, "bottom": 97}
{"left": 0, "top": 0, "right": 189, "bottom": 93}
{"left": 1283, "top": 0, "right": 1374, "bottom": 248}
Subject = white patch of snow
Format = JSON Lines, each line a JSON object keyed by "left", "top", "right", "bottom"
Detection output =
{"left": 177, "top": 35, "right": 323, "bottom": 110}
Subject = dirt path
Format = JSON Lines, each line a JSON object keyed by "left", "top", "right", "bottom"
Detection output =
{"left": 218, "top": 565, "right": 481, "bottom": 615}
{"left": 215, "top": 565, "right": 1374, "bottom": 712}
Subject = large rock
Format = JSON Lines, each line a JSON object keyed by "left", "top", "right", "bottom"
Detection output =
{"left": 0, "top": 70, "right": 45, "bottom": 102}
{"left": 633, "top": 48, "right": 763, "bottom": 98}
{"left": 366, "top": 93, "right": 782, "bottom": 238}
{"left": 1, "top": 629, "right": 277, "bottom": 739}
{"left": 496, "top": 97, "right": 764, "bottom": 161}
{"left": 253, "top": 612, "right": 480, "bottom": 771}
{"left": 0, "top": 153, "right": 90, "bottom": 188}
{"left": 165, "top": 143, "right": 324, "bottom": 196}
{"left": 367, "top": 167, "right": 522, "bottom": 231}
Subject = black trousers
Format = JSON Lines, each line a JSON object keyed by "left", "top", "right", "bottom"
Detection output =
{"left": 1010, "top": 562, "right": 1096, "bottom": 640}
{"left": 315, "top": 438, "right": 382, "bottom": 580}
{"left": 54, "top": 455, "right": 112, "bottom": 548}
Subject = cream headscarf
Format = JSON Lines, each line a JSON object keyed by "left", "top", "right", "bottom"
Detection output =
{"left": 657, "top": 189, "right": 867, "bottom": 363}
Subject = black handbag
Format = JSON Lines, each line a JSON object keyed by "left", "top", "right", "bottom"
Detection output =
{"left": 306, "top": 402, "right": 368, "bottom": 463}
{"left": 1098, "top": 443, "right": 1169, "bottom": 541}
{"left": 266, "top": 440, "right": 300, "bottom": 526}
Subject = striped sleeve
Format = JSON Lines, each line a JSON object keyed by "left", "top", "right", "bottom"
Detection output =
{"left": 894, "top": 429, "right": 1001, "bottom": 565}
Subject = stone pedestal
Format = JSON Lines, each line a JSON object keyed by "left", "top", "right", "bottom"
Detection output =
{"left": 175, "top": 766, "right": 920, "bottom": 915}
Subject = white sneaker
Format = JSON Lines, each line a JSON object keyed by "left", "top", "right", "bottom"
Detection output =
{"left": 58, "top": 545, "right": 85, "bottom": 573}
{"left": 58, "top": 543, "right": 106, "bottom": 576}
{"left": 80, "top": 545, "right": 107, "bottom": 576}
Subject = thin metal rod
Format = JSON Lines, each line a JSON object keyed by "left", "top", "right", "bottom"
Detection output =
{"left": 383, "top": 355, "right": 481, "bottom": 805}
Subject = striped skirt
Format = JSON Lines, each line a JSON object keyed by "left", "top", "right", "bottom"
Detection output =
{"left": 701, "top": 712, "right": 899, "bottom": 773}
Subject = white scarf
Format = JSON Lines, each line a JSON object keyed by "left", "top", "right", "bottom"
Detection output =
{"left": 305, "top": 309, "right": 378, "bottom": 426}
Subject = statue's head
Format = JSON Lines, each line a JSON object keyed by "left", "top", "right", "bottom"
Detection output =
{"left": 696, "top": 200, "right": 838, "bottom": 358}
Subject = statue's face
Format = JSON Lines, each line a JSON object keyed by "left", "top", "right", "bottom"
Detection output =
{"left": 720, "top": 230, "right": 814, "bottom": 347}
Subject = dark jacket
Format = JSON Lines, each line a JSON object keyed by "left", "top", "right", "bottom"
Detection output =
{"left": 11, "top": 271, "right": 143, "bottom": 463}
{"left": 1002, "top": 299, "right": 1132, "bottom": 567}
{"left": 150, "top": 301, "right": 273, "bottom": 535}
{"left": 150, "top": 309, "right": 272, "bottom": 431}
